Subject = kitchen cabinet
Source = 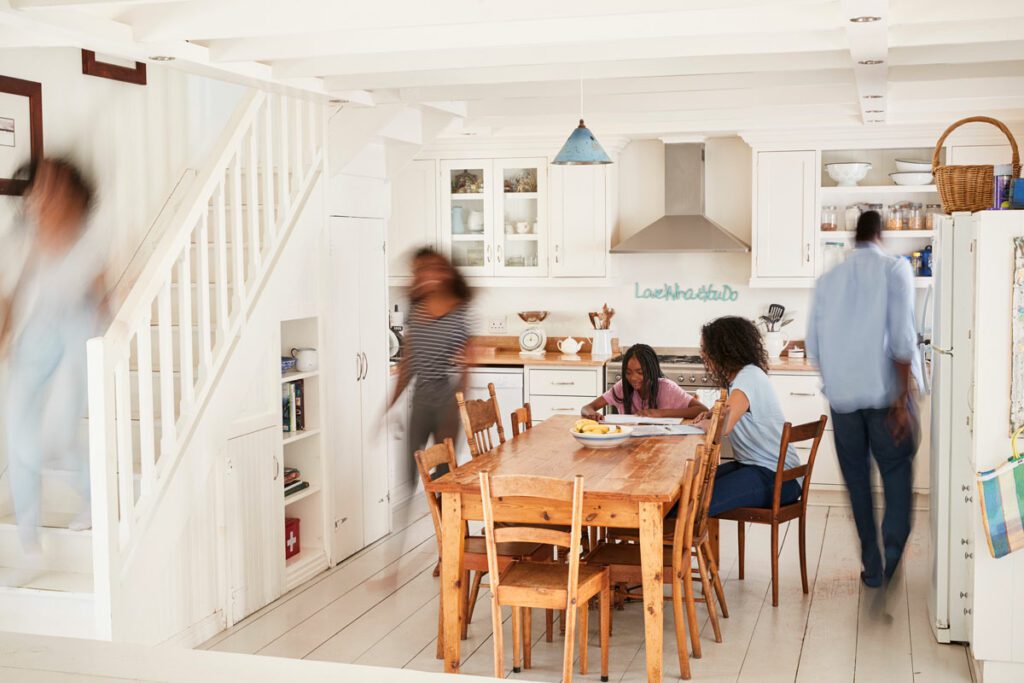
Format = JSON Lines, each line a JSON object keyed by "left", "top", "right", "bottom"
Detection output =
{"left": 387, "top": 159, "right": 437, "bottom": 278}
{"left": 440, "top": 159, "right": 495, "bottom": 276}
{"left": 751, "top": 150, "right": 817, "bottom": 284}
{"left": 524, "top": 366, "right": 604, "bottom": 422}
{"left": 549, "top": 165, "right": 608, "bottom": 277}
{"left": 325, "top": 217, "right": 391, "bottom": 563}
{"left": 386, "top": 371, "right": 416, "bottom": 508}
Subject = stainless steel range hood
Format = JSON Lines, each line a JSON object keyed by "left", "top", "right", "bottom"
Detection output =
{"left": 611, "top": 143, "right": 750, "bottom": 253}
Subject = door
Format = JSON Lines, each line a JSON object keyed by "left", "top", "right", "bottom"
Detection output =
{"left": 441, "top": 159, "right": 494, "bottom": 276}
{"left": 224, "top": 426, "right": 283, "bottom": 624}
{"left": 550, "top": 165, "right": 607, "bottom": 277}
{"left": 493, "top": 158, "right": 548, "bottom": 277}
{"left": 947, "top": 144, "right": 1014, "bottom": 166}
{"left": 357, "top": 217, "right": 392, "bottom": 546}
{"left": 387, "top": 159, "right": 437, "bottom": 278}
{"left": 754, "top": 150, "right": 816, "bottom": 279}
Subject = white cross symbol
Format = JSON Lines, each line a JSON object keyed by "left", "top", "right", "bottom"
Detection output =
{"left": 287, "top": 532, "right": 297, "bottom": 553}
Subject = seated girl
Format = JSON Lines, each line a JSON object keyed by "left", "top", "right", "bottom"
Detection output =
{"left": 581, "top": 343, "right": 707, "bottom": 420}
{"left": 697, "top": 316, "right": 802, "bottom": 516}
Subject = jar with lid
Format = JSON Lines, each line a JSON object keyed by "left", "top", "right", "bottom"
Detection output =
{"left": 907, "top": 203, "right": 924, "bottom": 231}
{"left": 844, "top": 203, "right": 863, "bottom": 231}
{"left": 885, "top": 203, "right": 903, "bottom": 230}
{"left": 821, "top": 205, "right": 839, "bottom": 232}
{"left": 924, "top": 203, "right": 943, "bottom": 230}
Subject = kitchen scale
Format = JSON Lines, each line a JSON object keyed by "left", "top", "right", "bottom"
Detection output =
{"left": 517, "top": 311, "right": 548, "bottom": 356}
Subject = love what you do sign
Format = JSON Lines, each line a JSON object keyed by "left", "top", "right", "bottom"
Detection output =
{"left": 634, "top": 282, "right": 740, "bottom": 302}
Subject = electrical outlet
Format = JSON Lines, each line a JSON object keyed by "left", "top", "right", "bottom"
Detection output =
{"left": 487, "top": 316, "right": 507, "bottom": 334}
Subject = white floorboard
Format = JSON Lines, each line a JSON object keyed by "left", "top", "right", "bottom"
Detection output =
{"left": 203, "top": 505, "right": 973, "bottom": 683}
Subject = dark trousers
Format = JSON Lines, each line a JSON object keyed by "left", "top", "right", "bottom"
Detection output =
{"left": 408, "top": 387, "right": 462, "bottom": 480}
{"left": 830, "top": 403, "right": 919, "bottom": 578}
{"left": 708, "top": 461, "right": 802, "bottom": 517}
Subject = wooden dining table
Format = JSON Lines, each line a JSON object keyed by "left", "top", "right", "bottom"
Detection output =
{"left": 425, "top": 414, "right": 702, "bottom": 683}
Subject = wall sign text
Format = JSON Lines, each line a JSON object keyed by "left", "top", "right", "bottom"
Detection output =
{"left": 634, "top": 282, "right": 740, "bottom": 302}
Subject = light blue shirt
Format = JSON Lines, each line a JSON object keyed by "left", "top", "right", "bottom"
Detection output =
{"left": 806, "top": 242, "right": 923, "bottom": 413}
{"left": 729, "top": 365, "right": 801, "bottom": 472}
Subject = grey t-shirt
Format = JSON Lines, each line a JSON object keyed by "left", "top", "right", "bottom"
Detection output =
{"left": 728, "top": 365, "right": 800, "bottom": 473}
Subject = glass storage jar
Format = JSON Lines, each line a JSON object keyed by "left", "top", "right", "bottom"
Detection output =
{"left": 821, "top": 205, "right": 839, "bottom": 232}
{"left": 907, "top": 203, "right": 924, "bottom": 231}
{"left": 885, "top": 203, "right": 903, "bottom": 230}
{"left": 844, "top": 203, "right": 862, "bottom": 231}
{"left": 924, "top": 203, "right": 943, "bottom": 230}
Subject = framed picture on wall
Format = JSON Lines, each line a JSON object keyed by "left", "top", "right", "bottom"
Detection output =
{"left": 0, "top": 74, "right": 42, "bottom": 196}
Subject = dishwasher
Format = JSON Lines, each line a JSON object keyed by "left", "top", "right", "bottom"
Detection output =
{"left": 457, "top": 367, "right": 524, "bottom": 464}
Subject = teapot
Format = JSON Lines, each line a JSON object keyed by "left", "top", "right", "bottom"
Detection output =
{"left": 291, "top": 347, "right": 319, "bottom": 372}
{"left": 557, "top": 337, "right": 584, "bottom": 356}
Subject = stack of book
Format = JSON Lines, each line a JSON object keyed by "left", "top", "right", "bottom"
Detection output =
{"left": 284, "top": 467, "right": 310, "bottom": 497}
{"left": 281, "top": 379, "right": 305, "bottom": 433}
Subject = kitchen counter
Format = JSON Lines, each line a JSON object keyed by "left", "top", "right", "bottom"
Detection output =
{"left": 471, "top": 349, "right": 610, "bottom": 367}
{"left": 768, "top": 356, "right": 818, "bottom": 374}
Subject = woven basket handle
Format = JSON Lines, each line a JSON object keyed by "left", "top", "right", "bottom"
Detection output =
{"left": 932, "top": 116, "right": 1021, "bottom": 171}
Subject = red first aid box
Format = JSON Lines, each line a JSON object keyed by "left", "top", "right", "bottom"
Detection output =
{"left": 285, "top": 517, "right": 301, "bottom": 560}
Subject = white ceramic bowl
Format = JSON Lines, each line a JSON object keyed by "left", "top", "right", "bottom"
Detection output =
{"left": 889, "top": 171, "right": 934, "bottom": 186}
{"left": 825, "top": 162, "right": 872, "bottom": 187}
{"left": 570, "top": 425, "right": 633, "bottom": 449}
{"left": 895, "top": 159, "right": 932, "bottom": 173}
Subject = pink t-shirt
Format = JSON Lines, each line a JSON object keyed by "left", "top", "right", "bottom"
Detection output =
{"left": 601, "top": 378, "right": 694, "bottom": 414}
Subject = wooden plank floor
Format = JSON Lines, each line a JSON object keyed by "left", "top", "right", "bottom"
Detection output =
{"left": 203, "top": 502, "right": 974, "bottom": 682}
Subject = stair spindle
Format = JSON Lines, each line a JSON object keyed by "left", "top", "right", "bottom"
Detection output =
{"left": 176, "top": 248, "right": 195, "bottom": 411}
{"left": 214, "top": 183, "right": 230, "bottom": 338}
{"left": 135, "top": 314, "right": 156, "bottom": 496}
{"left": 248, "top": 129, "right": 261, "bottom": 273}
{"left": 157, "top": 281, "right": 177, "bottom": 453}
{"left": 196, "top": 212, "right": 213, "bottom": 377}
{"left": 231, "top": 154, "right": 246, "bottom": 307}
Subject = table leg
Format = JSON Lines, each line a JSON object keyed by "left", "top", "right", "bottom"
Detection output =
{"left": 441, "top": 492, "right": 465, "bottom": 673}
{"left": 708, "top": 517, "right": 720, "bottom": 566}
{"left": 639, "top": 501, "right": 664, "bottom": 683}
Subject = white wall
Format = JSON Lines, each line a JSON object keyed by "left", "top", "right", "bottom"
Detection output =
{"left": 0, "top": 47, "right": 246, "bottom": 282}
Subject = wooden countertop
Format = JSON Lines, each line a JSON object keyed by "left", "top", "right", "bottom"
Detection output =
{"left": 470, "top": 349, "right": 610, "bottom": 367}
{"left": 768, "top": 356, "right": 818, "bottom": 373}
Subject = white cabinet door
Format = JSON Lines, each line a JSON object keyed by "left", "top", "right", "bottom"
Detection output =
{"left": 947, "top": 144, "right": 1013, "bottom": 166}
{"left": 754, "top": 150, "right": 816, "bottom": 279}
{"left": 224, "top": 426, "right": 283, "bottom": 624}
{"left": 440, "top": 159, "right": 494, "bottom": 276}
{"left": 549, "top": 165, "right": 608, "bottom": 277}
{"left": 387, "top": 159, "right": 437, "bottom": 278}
{"left": 493, "top": 158, "right": 548, "bottom": 277}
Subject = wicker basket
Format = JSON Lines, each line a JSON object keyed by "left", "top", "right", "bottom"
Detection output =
{"left": 932, "top": 116, "right": 1020, "bottom": 213}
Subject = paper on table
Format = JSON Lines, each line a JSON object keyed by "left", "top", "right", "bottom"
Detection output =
{"left": 630, "top": 424, "right": 706, "bottom": 437}
{"left": 603, "top": 414, "right": 682, "bottom": 426}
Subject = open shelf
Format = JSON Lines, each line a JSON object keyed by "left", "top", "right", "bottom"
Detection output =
{"left": 502, "top": 192, "right": 538, "bottom": 199}
{"left": 820, "top": 184, "right": 938, "bottom": 195}
{"left": 450, "top": 192, "right": 484, "bottom": 200}
{"left": 502, "top": 233, "right": 541, "bottom": 241}
{"left": 284, "top": 484, "right": 321, "bottom": 506}
{"left": 281, "top": 370, "right": 319, "bottom": 383}
{"left": 819, "top": 230, "right": 935, "bottom": 240}
{"left": 284, "top": 545, "right": 328, "bottom": 590}
{"left": 282, "top": 428, "right": 320, "bottom": 446}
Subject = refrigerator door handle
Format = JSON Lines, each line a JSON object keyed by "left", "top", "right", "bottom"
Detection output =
{"left": 933, "top": 345, "right": 953, "bottom": 356}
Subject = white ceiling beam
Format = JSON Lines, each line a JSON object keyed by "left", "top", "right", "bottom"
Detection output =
{"left": 273, "top": 29, "right": 847, "bottom": 79}
{"left": 840, "top": 0, "right": 889, "bottom": 125}
{"left": 890, "top": 17, "right": 1024, "bottom": 48}
{"left": 889, "top": 40, "right": 1024, "bottom": 67}
{"left": 11, "top": 0, "right": 182, "bottom": 7}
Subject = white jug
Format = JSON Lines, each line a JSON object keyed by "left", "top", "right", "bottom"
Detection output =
{"left": 590, "top": 329, "right": 613, "bottom": 358}
{"left": 291, "top": 347, "right": 319, "bottom": 372}
{"left": 763, "top": 331, "right": 788, "bottom": 360}
{"left": 557, "top": 337, "right": 583, "bottom": 355}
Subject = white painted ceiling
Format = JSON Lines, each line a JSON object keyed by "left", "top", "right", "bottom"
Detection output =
{"left": 3, "top": 0, "right": 1024, "bottom": 138}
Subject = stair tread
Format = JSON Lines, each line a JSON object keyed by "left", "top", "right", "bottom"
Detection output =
{"left": 0, "top": 511, "right": 90, "bottom": 534}
{"left": 0, "top": 568, "right": 93, "bottom": 594}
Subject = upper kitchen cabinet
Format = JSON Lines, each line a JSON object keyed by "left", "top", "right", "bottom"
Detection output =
{"left": 387, "top": 159, "right": 437, "bottom": 278}
{"left": 493, "top": 158, "right": 548, "bottom": 277}
{"left": 440, "top": 159, "right": 495, "bottom": 277}
{"left": 751, "top": 150, "right": 817, "bottom": 286}
{"left": 549, "top": 165, "right": 608, "bottom": 278}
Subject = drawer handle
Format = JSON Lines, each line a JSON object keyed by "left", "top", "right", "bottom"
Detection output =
{"left": 551, "top": 381, "right": 577, "bottom": 386}
{"left": 553, "top": 407, "right": 576, "bottom": 411}
{"left": 789, "top": 392, "right": 816, "bottom": 397}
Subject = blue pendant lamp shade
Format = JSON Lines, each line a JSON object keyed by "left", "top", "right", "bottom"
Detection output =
{"left": 552, "top": 119, "right": 612, "bottom": 165}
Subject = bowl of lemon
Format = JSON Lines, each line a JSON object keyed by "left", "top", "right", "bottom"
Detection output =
{"left": 570, "top": 419, "right": 633, "bottom": 449}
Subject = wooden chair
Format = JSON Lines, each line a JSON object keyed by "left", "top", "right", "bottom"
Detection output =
{"left": 586, "top": 455, "right": 702, "bottom": 679}
{"left": 713, "top": 415, "right": 828, "bottom": 607}
{"left": 510, "top": 403, "right": 533, "bottom": 437}
{"left": 455, "top": 382, "right": 506, "bottom": 457}
{"left": 480, "top": 472, "right": 611, "bottom": 683}
{"left": 415, "top": 439, "right": 546, "bottom": 654}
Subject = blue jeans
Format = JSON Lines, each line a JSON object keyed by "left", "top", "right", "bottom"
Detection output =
{"left": 708, "top": 460, "right": 801, "bottom": 517}
{"left": 830, "top": 402, "right": 918, "bottom": 578}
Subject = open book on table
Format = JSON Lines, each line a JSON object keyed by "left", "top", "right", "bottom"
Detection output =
{"left": 603, "top": 414, "right": 683, "bottom": 426}
{"left": 629, "top": 424, "right": 706, "bottom": 437}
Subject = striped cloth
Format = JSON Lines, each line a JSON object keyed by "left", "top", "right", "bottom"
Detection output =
{"left": 977, "top": 427, "right": 1024, "bottom": 559}
{"left": 405, "top": 302, "right": 472, "bottom": 394}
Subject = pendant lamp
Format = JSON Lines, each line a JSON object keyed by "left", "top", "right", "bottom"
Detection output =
{"left": 552, "top": 77, "right": 612, "bottom": 165}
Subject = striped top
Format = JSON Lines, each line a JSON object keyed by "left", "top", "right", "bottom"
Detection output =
{"left": 406, "top": 302, "right": 472, "bottom": 392}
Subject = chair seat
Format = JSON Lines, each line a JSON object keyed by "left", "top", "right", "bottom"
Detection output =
{"left": 714, "top": 501, "right": 802, "bottom": 524}
{"left": 587, "top": 542, "right": 681, "bottom": 571}
{"left": 465, "top": 536, "right": 544, "bottom": 558}
{"left": 496, "top": 561, "right": 607, "bottom": 609}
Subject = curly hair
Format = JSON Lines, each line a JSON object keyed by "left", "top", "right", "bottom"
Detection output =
{"left": 613, "top": 343, "right": 664, "bottom": 414}
{"left": 700, "top": 316, "right": 768, "bottom": 388}
{"left": 410, "top": 247, "right": 472, "bottom": 304}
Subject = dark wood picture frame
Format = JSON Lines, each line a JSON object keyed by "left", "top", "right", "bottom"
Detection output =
{"left": 0, "top": 74, "right": 43, "bottom": 196}
{"left": 82, "top": 50, "right": 147, "bottom": 86}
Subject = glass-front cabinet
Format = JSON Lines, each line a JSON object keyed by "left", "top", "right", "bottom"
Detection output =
{"left": 440, "top": 158, "right": 547, "bottom": 277}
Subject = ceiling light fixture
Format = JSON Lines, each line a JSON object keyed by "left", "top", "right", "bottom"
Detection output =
{"left": 149, "top": 55, "right": 175, "bottom": 62}
{"left": 553, "top": 75, "right": 612, "bottom": 165}
{"left": 858, "top": 59, "right": 884, "bottom": 65}
{"left": 849, "top": 16, "right": 881, "bottom": 23}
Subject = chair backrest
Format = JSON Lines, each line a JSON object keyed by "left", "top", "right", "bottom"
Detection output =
{"left": 704, "top": 399, "right": 728, "bottom": 448}
{"left": 510, "top": 403, "right": 533, "bottom": 437}
{"left": 692, "top": 426, "right": 725, "bottom": 541}
{"left": 670, "top": 454, "right": 701, "bottom": 569}
{"left": 772, "top": 414, "right": 829, "bottom": 513}
{"left": 479, "top": 473, "right": 585, "bottom": 605}
{"left": 414, "top": 438, "right": 460, "bottom": 556}
{"left": 456, "top": 382, "right": 507, "bottom": 458}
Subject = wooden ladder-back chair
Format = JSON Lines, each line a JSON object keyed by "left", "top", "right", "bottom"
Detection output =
{"left": 510, "top": 403, "right": 533, "bottom": 437}
{"left": 480, "top": 473, "right": 611, "bottom": 683}
{"left": 455, "top": 382, "right": 506, "bottom": 457}
{"left": 713, "top": 415, "right": 828, "bottom": 606}
{"left": 414, "top": 439, "right": 546, "bottom": 654}
{"left": 585, "top": 456, "right": 701, "bottom": 679}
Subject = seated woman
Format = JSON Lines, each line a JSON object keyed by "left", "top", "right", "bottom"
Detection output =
{"left": 581, "top": 343, "right": 707, "bottom": 420}
{"left": 698, "top": 317, "right": 801, "bottom": 516}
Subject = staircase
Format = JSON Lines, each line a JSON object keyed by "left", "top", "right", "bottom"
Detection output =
{"left": 0, "top": 89, "right": 326, "bottom": 640}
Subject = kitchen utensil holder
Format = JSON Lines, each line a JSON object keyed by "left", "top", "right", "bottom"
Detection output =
{"left": 932, "top": 116, "right": 1021, "bottom": 213}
